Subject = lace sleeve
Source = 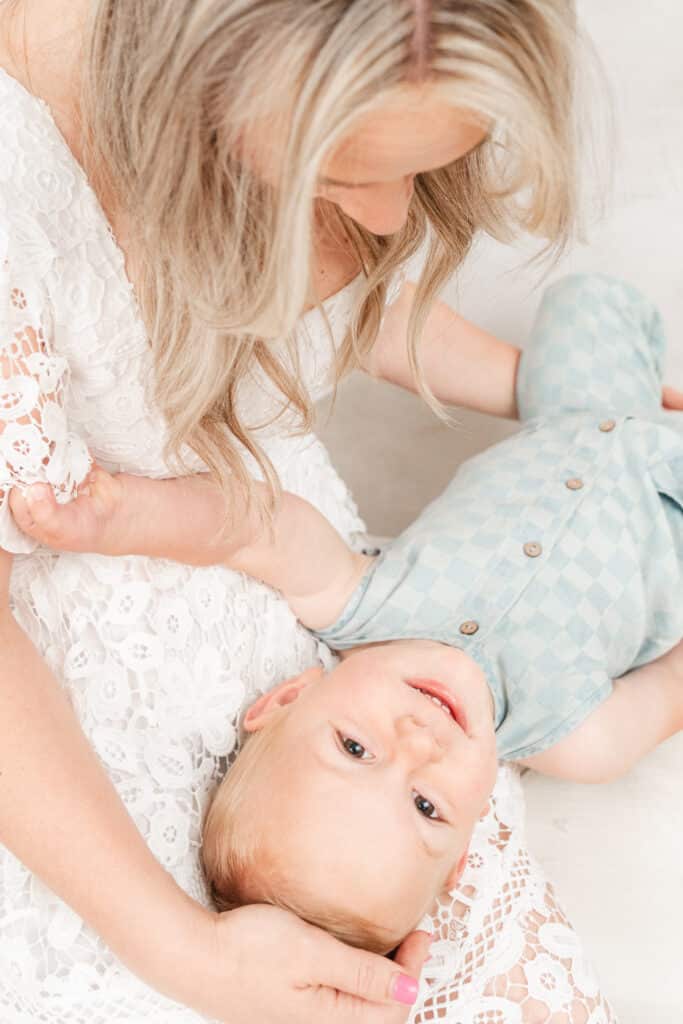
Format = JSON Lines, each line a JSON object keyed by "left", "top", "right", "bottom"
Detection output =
{"left": 412, "top": 765, "right": 616, "bottom": 1024}
{"left": 0, "top": 258, "right": 91, "bottom": 554}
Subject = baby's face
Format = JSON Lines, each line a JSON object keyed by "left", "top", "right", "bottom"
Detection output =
{"left": 245, "top": 640, "right": 498, "bottom": 943}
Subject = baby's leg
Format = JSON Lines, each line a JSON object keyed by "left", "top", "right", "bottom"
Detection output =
{"left": 518, "top": 640, "right": 683, "bottom": 783}
{"left": 518, "top": 273, "right": 667, "bottom": 421}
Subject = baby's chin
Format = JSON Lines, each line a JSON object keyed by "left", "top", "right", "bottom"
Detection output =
{"left": 339, "top": 640, "right": 495, "bottom": 738}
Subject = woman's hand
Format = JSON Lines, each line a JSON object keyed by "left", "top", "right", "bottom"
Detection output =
{"left": 177, "top": 904, "right": 431, "bottom": 1024}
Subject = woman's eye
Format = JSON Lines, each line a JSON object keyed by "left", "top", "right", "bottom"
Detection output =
{"left": 413, "top": 791, "right": 440, "bottom": 820}
{"left": 339, "top": 734, "right": 371, "bottom": 760}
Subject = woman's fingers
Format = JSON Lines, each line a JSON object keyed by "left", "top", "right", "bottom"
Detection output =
{"left": 314, "top": 928, "right": 420, "bottom": 1008}
{"left": 392, "top": 929, "right": 432, "bottom": 978}
{"left": 310, "top": 928, "right": 433, "bottom": 1024}
{"left": 663, "top": 385, "right": 683, "bottom": 410}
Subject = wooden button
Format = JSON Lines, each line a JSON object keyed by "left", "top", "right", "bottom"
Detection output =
{"left": 565, "top": 478, "right": 584, "bottom": 491}
{"left": 459, "top": 620, "right": 479, "bottom": 636}
{"left": 599, "top": 419, "right": 616, "bottom": 433}
{"left": 523, "top": 541, "right": 543, "bottom": 558}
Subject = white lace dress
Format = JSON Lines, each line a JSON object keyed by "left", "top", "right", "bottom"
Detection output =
{"left": 0, "top": 68, "right": 616, "bottom": 1024}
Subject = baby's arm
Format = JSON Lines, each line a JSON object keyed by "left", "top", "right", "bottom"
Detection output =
{"left": 10, "top": 470, "right": 369, "bottom": 631}
{"left": 365, "top": 282, "right": 521, "bottom": 419}
{"left": 518, "top": 642, "right": 683, "bottom": 783}
{"left": 225, "top": 485, "right": 372, "bottom": 630}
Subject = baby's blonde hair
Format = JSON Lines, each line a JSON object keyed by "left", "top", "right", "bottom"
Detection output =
{"left": 202, "top": 720, "right": 399, "bottom": 954}
{"left": 77, "top": 0, "right": 582, "bottom": 507}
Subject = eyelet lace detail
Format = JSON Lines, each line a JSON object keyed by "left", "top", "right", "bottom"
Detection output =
{"left": 0, "top": 264, "right": 92, "bottom": 552}
{"left": 414, "top": 766, "right": 616, "bottom": 1023}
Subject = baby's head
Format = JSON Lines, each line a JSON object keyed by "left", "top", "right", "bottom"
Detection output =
{"left": 202, "top": 641, "right": 497, "bottom": 953}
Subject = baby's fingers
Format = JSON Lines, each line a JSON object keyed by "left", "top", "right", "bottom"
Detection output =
{"left": 8, "top": 485, "right": 47, "bottom": 538}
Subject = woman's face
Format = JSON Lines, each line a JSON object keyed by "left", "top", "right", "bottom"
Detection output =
{"left": 317, "top": 89, "right": 487, "bottom": 234}
{"left": 244, "top": 85, "right": 488, "bottom": 236}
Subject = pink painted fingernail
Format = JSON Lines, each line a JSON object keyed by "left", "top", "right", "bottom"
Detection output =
{"left": 391, "top": 973, "right": 418, "bottom": 1006}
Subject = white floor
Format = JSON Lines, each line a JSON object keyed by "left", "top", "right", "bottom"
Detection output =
{"left": 318, "top": 3, "right": 683, "bottom": 1020}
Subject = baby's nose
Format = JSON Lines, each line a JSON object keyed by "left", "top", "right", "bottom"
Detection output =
{"left": 396, "top": 714, "right": 445, "bottom": 762}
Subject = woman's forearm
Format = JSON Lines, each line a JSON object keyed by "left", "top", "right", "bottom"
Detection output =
{"left": 367, "top": 282, "right": 521, "bottom": 419}
{"left": 0, "top": 563, "right": 214, "bottom": 1001}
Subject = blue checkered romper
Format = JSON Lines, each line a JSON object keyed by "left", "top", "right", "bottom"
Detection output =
{"left": 316, "top": 275, "right": 683, "bottom": 759}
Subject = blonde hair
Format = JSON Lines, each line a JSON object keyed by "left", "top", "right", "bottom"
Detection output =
{"left": 202, "top": 721, "right": 399, "bottom": 954}
{"left": 77, "top": 0, "right": 582, "bottom": 506}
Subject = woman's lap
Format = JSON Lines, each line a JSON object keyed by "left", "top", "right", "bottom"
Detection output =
{"left": 413, "top": 766, "right": 616, "bottom": 1024}
{"left": 0, "top": 440, "right": 615, "bottom": 1021}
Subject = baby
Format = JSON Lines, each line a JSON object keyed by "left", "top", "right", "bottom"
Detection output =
{"left": 199, "top": 274, "right": 683, "bottom": 954}
{"left": 12, "top": 274, "right": 683, "bottom": 956}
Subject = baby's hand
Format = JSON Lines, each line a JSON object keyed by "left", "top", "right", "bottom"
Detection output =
{"left": 9, "top": 466, "right": 133, "bottom": 556}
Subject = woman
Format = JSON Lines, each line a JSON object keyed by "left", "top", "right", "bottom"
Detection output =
{"left": 0, "top": 1, "right": 615, "bottom": 1021}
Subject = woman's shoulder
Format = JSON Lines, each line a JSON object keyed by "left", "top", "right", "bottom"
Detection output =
{"left": 0, "top": 68, "right": 86, "bottom": 279}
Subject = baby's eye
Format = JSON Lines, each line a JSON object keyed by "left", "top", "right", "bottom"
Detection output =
{"left": 338, "top": 733, "right": 372, "bottom": 760}
{"left": 413, "top": 791, "right": 440, "bottom": 820}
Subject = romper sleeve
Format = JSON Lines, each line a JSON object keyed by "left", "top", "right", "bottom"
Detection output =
{"left": 0, "top": 253, "right": 91, "bottom": 554}
{"left": 517, "top": 273, "right": 667, "bottom": 422}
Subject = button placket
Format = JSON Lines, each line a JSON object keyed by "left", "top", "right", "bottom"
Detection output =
{"left": 454, "top": 418, "right": 605, "bottom": 650}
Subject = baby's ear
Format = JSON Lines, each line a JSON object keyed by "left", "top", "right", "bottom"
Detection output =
{"left": 243, "top": 666, "right": 324, "bottom": 732}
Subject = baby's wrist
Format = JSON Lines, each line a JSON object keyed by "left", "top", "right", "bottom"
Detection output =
{"left": 107, "top": 471, "right": 153, "bottom": 557}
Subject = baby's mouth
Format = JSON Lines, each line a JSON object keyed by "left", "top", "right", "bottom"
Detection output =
{"left": 407, "top": 678, "right": 469, "bottom": 735}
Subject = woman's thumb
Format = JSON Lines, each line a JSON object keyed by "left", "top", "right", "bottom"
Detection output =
{"left": 317, "top": 932, "right": 420, "bottom": 1007}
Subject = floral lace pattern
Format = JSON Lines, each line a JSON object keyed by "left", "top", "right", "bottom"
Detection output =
{"left": 0, "top": 266, "right": 92, "bottom": 552}
{"left": 0, "top": 67, "right": 615, "bottom": 1022}
{"left": 415, "top": 767, "right": 616, "bottom": 1024}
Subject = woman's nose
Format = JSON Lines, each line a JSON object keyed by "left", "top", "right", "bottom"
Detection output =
{"left": 338, "top": 177, "right": 414, "bottom": 235}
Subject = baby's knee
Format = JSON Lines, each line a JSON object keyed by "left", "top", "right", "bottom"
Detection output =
{"left": 542, "top": 272, "right": 665, "bottom": 381}
{"left": 551, "top": 272, "right": 660, "bottom": 334}
{"left": 544, "top": 273, "right": 656, "bottom": 326}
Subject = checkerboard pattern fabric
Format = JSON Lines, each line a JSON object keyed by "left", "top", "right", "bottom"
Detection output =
{"left": 316, "top": 275, "right": 683, "bottom": 758}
